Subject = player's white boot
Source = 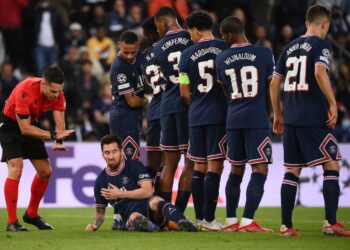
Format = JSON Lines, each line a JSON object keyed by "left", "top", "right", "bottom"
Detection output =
{"left": 201, "top": 219, "right": 224, "bottom": 231}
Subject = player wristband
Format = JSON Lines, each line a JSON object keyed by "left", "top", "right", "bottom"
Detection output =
{"left": 50, "top": 131, "right": 56, "bottom": 140}
{"left": 56, "top": 139, "right": 63, "bottom": 144}
{"left": 179, "top": 73, "right": 190, "bottom": 85}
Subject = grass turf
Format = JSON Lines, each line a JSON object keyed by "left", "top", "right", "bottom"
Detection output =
{"left": 0, "top": 207, "right": 349, "bottom": 249}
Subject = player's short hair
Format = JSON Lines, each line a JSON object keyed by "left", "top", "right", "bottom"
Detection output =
{"left": 154, "top": 7, "right": 177, "bottom": 21}
{"left": 119, "top": 31, "right": 138, "bottom": 44}
{"left": 142, "top": 16, "right": 157, "bottom": 33}
{"left": 186, "top": 11, "right": 213, "bottom": 31}
{"left": 100, "top": 134, "right": 123, "bottom": 151}
{"left": 43, "top": 66, "right": 64, "bottom": 84}
{"left": 220, "top": 16, "right": 244, "bottom": 34}
{"left": 306, "top": 4, "right": 331, "bottom": 23}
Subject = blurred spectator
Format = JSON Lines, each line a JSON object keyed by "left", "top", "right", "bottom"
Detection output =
{"left": 107, "top": 0, "right": 128, "bottom": 41}
{"left": 33, "top": 0, "right": 64, "bottom": 75}
{"left": 78, "top": 46, "right": 104, "bottom": 81}
{"left": 0, "top": 0, "right": 29, "bottom": 69}
{"left": 208, "top": 11, "right": 220, "bottom": 38}
{"left": 273, "top": 0, "right": 308, "bottom": 37}
{"left": 63, "top": 22, "right": 86, "bottom": 54}
{"left": 127, "top": 3, "right": 143, "bottom": 35}
{"left": 274, "top": 24, "right": 294, "bottom": 58}
{"left": 253, "top": 25, "right": 269, "bottom": 45}
{"left": 70, "top": 2, "right": 91, "bottom": 36}
{"left": 58, "top": 46, "right": 81, "bottom": 126}
{"left": 0, "top": 61, "right": 19, "bottom": 111}
{"left": 0, "top": 32, "right": 5, "bottom": 66}
{"left": 92, "top": 83, "right": 112, "bottom": 139}
{"left": 148, "top": 0, "right": 189, "bottom": 22}
{"left": 87, "top": 24, "right": 116, "bottom": 72}
{"left": 232, "top": 7, "right": 254, "bottom": 40}
{"left": 75, "top": 59, "right": 100, "bottom": 140}
{"left": 88, "top": 3, "right": 108, "bottom": 36}
{"left": 329, "top": 5, "right": 350, "bottom": 37}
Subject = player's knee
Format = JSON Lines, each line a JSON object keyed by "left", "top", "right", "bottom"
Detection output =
{"left": 149, "top": 196, "right": 163, "bottom": 211}
{"left": 323, "top": 160, "right": 340, "bottom": 172}
{"left": 252, "top": 164, "right": 268, "bottom": 175}
{"left": 285, "top": 167, "right": 301, "bottom": 177}
{"left": 37, "top": 167, "right": 52, "bottom": 179}
{"left": 129, "top": 212, "right": 142, "bottom": 222}
{"left": 8, "top": 164, "right": 23, "bottom": 180}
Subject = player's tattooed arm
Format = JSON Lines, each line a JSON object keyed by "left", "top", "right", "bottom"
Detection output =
{"left": 86, "top": 206, "right": 106, "bottom": 231}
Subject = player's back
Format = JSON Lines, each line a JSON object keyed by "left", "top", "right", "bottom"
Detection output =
{"left": 153, "top": 30, "right": 192, "bottom": 116}
{"left": 179, "top": 38, "right": 228, "bottom": 127}
{"left": 216, "top": 43, "right": 274, "bottom": 129}
{"left": 141, "top": 45, "right": 165, "bottom": 122}
{"left": 275, "top": 35, "right": 331, "bottom": 126}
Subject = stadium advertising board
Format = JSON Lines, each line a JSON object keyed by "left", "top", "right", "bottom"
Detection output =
{"left": 0, "top": 143, "right": 349, "bottom": 207}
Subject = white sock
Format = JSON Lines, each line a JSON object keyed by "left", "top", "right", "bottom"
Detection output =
{"left": 240, "top": 217, "right": 253, "bottom": 227}
{"left": 225, "top": 217, "right": 238, "bottom": 225}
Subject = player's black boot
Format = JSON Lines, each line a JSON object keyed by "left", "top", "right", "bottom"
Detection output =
{"left": 23, "top": 211, "right": 54, "bottom": 230}
{"left": 6, "top": 220, "right": 28, "bottom": 232}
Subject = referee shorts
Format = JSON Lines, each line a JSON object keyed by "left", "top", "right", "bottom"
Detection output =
{"left": 0, "top": 114, "right": 48, "bottom": 162}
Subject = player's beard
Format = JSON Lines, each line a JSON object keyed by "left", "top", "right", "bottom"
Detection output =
{"left": 108, "top": 158, "right": 121, "bottom": 171}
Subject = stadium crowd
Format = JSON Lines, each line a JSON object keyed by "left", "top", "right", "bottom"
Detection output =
{"left": 1, "top": 0, "right": 350, "bottom": 142}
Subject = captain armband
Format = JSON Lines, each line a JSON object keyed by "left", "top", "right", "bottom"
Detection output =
{"left": 179, "top": 73, "right": 190, "bottom": 85}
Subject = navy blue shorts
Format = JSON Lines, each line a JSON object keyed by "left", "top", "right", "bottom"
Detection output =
{"left": 227, "top": 128, "right": 272, "bottom": 165}
{"left": 187, "top": 125, "right": 226, "bottom": 162}
{"left": 116, "top": 199, "right": 150, "bottom": 222}
{"left": 283, "top": 125, "right": 342, "bottom": 168}
{"left": 146, "top": 119, "right": 161, "bottom": 151}
{"left": 160, "top": 112, "right": 189, "bottom": 151}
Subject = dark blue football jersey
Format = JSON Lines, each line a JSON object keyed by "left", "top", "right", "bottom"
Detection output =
{"left": 110, "top": 52, "right": 144, "bottom": 130}
{"left": 216, "top": 43, "right": 274, "bottom": 129}
{"left": 141, "top": 45, "right": 165, "bottom": 122}
{"left": 153, "top": 30, "right": 193, "bottom": 116}
{"left": 94, "top": 160, "right": 151, "bottom": 209}
{"left": 178, "top": 38, "right": 228, "bottom": 127}
{"left": 275, "top": 35, "right": 331, "bottom": 126}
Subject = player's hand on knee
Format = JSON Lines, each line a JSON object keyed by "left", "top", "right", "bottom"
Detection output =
{"left": 52, "top": 142, "right": 69, "bottom": 151}
{"left": 85, "top": 224, "right": 96, "bottom": 232}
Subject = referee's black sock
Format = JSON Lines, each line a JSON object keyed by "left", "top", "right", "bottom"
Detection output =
{"left": 323, "top": 170, "right": 340, "bottom": 225}
{"left": 192, "top": 170, "right": 205, "bottom": 221}
{"left": 203, "top": 171, "right": 221, "bottom": 222}
{"left": 281, "top": 172, "right": 299, "bottom": 228}
{"left": 242, "top": 173, "right": 266, "bottom": 219}
{"left": 225, "top": 173, "right": 243, "bottom": 218}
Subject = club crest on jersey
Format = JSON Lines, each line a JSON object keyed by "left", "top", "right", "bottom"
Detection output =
{"left": 122, "top": 176, "right": 129, "bottom": 185}
{"left": 329, "top": 145, "right": 337, "bottom": 154}
{"left": 117, "top": 74, "right": 127, "bottom": 83}
{"left": 265, "top": 148, "right": 272, "bottom": 157}
{"left": 125, "top": 147, "right": 134, "bottom": 156}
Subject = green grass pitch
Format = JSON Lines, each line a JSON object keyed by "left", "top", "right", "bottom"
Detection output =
{"left": 0, "top": 207, "right": 349, "bottom": 249}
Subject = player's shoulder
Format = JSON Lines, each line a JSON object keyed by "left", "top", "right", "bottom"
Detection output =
{"left": 16, "top": 77, "right": 41, "bottom": 95}
{"left": 216, "top": 47, "right": 232, "bottom": 63}
{"left": 126, "top": 159, "right": 145, "bottom": 169}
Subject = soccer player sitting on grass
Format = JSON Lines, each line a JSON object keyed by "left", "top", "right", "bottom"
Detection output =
{"left": 85, "top": 134, "right": 197, "bottom": 232}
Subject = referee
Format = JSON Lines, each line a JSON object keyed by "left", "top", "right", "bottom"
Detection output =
{"left": 0, "top": 66, "right": 74, "bottom": 232}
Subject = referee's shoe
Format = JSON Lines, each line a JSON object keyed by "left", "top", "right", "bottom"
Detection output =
{"left": 23, "top": 211, "right": 54, "bottom": 230}
{"left": 6, "top": 220, "right": 28, "bottom": 232}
